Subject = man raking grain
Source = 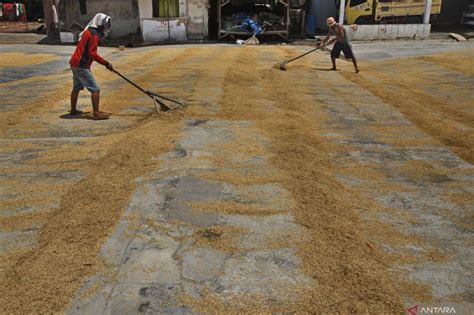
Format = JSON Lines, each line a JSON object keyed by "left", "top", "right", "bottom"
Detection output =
{"left": 69, "top": 13, "right": 114, "bottom": 120}
{"left": 319, "top": 17, "right": 359, "bottom": 73}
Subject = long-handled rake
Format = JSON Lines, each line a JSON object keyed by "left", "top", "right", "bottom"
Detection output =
{"left": 112, "top": 69, "right": 183, "bottom": 112}
{"left": 277, "top": 43, "right": 328, "bottom": 71}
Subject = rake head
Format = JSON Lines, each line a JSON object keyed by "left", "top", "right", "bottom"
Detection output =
{"left": 279, "top": 63, "right": 287, "bottom": 71}
{"left": 151, "top": 96, "right": 171, "bottom": 112}
{"left": 147, "top": 91, "right": 183, "bottom": 112}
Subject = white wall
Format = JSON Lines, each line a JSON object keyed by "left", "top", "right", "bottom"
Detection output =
{"left": 141, "top": 18, "right": 187, "bottom": 41}
{"left": 345, "top": 24, "right": 431, "bottom": 40}
{"left": 138, "top": 0, "right": 187, "bottom": 42}
{"left": 138, "top": 0, "right": 153, "bottom": 19}
{"left": 138, "top": 0, "right": 208, "bottom": 42}
{"left": 187, "top": 0, "right": 207, "bottom": 39}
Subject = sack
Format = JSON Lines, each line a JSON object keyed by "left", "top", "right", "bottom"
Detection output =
{"left": 244, "top": 36, "right": 259, "bottom": 45}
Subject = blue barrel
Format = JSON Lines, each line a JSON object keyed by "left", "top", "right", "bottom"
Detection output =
{"left": 305, "top": 15, "right": 316, "bottom": 37}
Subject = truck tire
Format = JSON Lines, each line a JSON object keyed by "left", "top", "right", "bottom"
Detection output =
{"left": 356, "top": 16, "right": 371, "bottom": 25}
{"left": 405, "top": 16, "right": 422, "bottom": 24}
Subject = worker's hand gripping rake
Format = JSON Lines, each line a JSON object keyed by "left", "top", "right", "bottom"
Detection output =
{"left": 112, "top": 69, "right": 183, "bottom": 112}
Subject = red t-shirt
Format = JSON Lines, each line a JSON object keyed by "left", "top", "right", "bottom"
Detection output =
{"left": 69, "top": 28, "right": 108, "bottom": 69}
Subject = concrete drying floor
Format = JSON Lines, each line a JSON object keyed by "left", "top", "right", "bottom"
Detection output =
{"left": 0, "top": 41, "right": 473, "bottom": 314}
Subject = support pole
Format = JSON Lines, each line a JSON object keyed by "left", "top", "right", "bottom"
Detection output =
{"left": 372, "top": 0, "right": 377, "bottom": 23}
{"left": 339, "top": 0, "right": 345, "bottom": 24}
{"left": 423, "top": 0, "right": 432, "bottom": 24}
{"left": 166, "top": 1, "right": 171, "bottom": 41}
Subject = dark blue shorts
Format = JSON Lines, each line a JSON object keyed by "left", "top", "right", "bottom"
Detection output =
{"left": 71, "top": 66, "right": 100, "bottom": 93}
{"left": 331, "top": 42, "right": 354, "bottom": 59}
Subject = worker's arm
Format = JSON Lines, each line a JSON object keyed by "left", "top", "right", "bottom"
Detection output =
{"left": 320, "top": 28, "right": 336, "bottom": 47}
{"left": 322, "top": 28, "right": 332, "bottom": 44}
{"left": 90, "top": 35, "right": 114, "bottom": 70}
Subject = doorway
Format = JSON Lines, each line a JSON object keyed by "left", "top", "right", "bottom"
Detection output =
{"left": 25, "top": 0, "right": 45, "bottom": 21}
{"left": 208, "top": 0, "right": 218, "bottom": 40}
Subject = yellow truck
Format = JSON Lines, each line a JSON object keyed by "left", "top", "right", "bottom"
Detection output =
{"left": 344, "top": 0, "right": 443, "bottom": 25}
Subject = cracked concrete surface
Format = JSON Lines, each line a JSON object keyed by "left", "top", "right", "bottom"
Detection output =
{"left": 310, "top": 67, "right": 474, "bottom": 307}
{"left": 68, "top": 117, "right": 310, "bottom": 314}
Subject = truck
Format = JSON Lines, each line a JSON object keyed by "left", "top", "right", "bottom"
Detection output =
{"left": 342, "top": 0, "right": 443, "bottom": 25}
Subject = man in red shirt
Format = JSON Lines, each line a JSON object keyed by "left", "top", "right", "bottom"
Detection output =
{"left": 69, "top": 13, "right": 114, "bottom": 120}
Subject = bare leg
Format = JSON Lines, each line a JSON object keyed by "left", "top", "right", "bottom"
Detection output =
{"left": 70, "top": 88, "right": 81, "bottom": 114}
{"left": 330, "top": 57, "right": 337, "bottom": 70}
{"left": 91, "top": 91, "right": 100, "bottom": 115}
{"left": 352, "top": 56, "right": 360, "bottom": 73}
{"left": 91, "top": 91, "right": 109, "bottom": 120}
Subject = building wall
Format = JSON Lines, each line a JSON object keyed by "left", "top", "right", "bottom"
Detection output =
{"left": 187, "top": 0, "right": 208, "bottom": 39}
{"left": 138, "top": 0, "right": 187, "bottom": 41}
{"left": 138, "top": 0, "right": 208, "bottom": 42}
{"left": 61, "top": 0, "right": 140, "bottom": 38}
{"left": 137, "top": 0, "right": 153, "bottom": 18}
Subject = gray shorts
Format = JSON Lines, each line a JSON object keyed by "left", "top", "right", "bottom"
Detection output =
{"left": 71, "top": 66, "right": 100, "bottom": 93}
